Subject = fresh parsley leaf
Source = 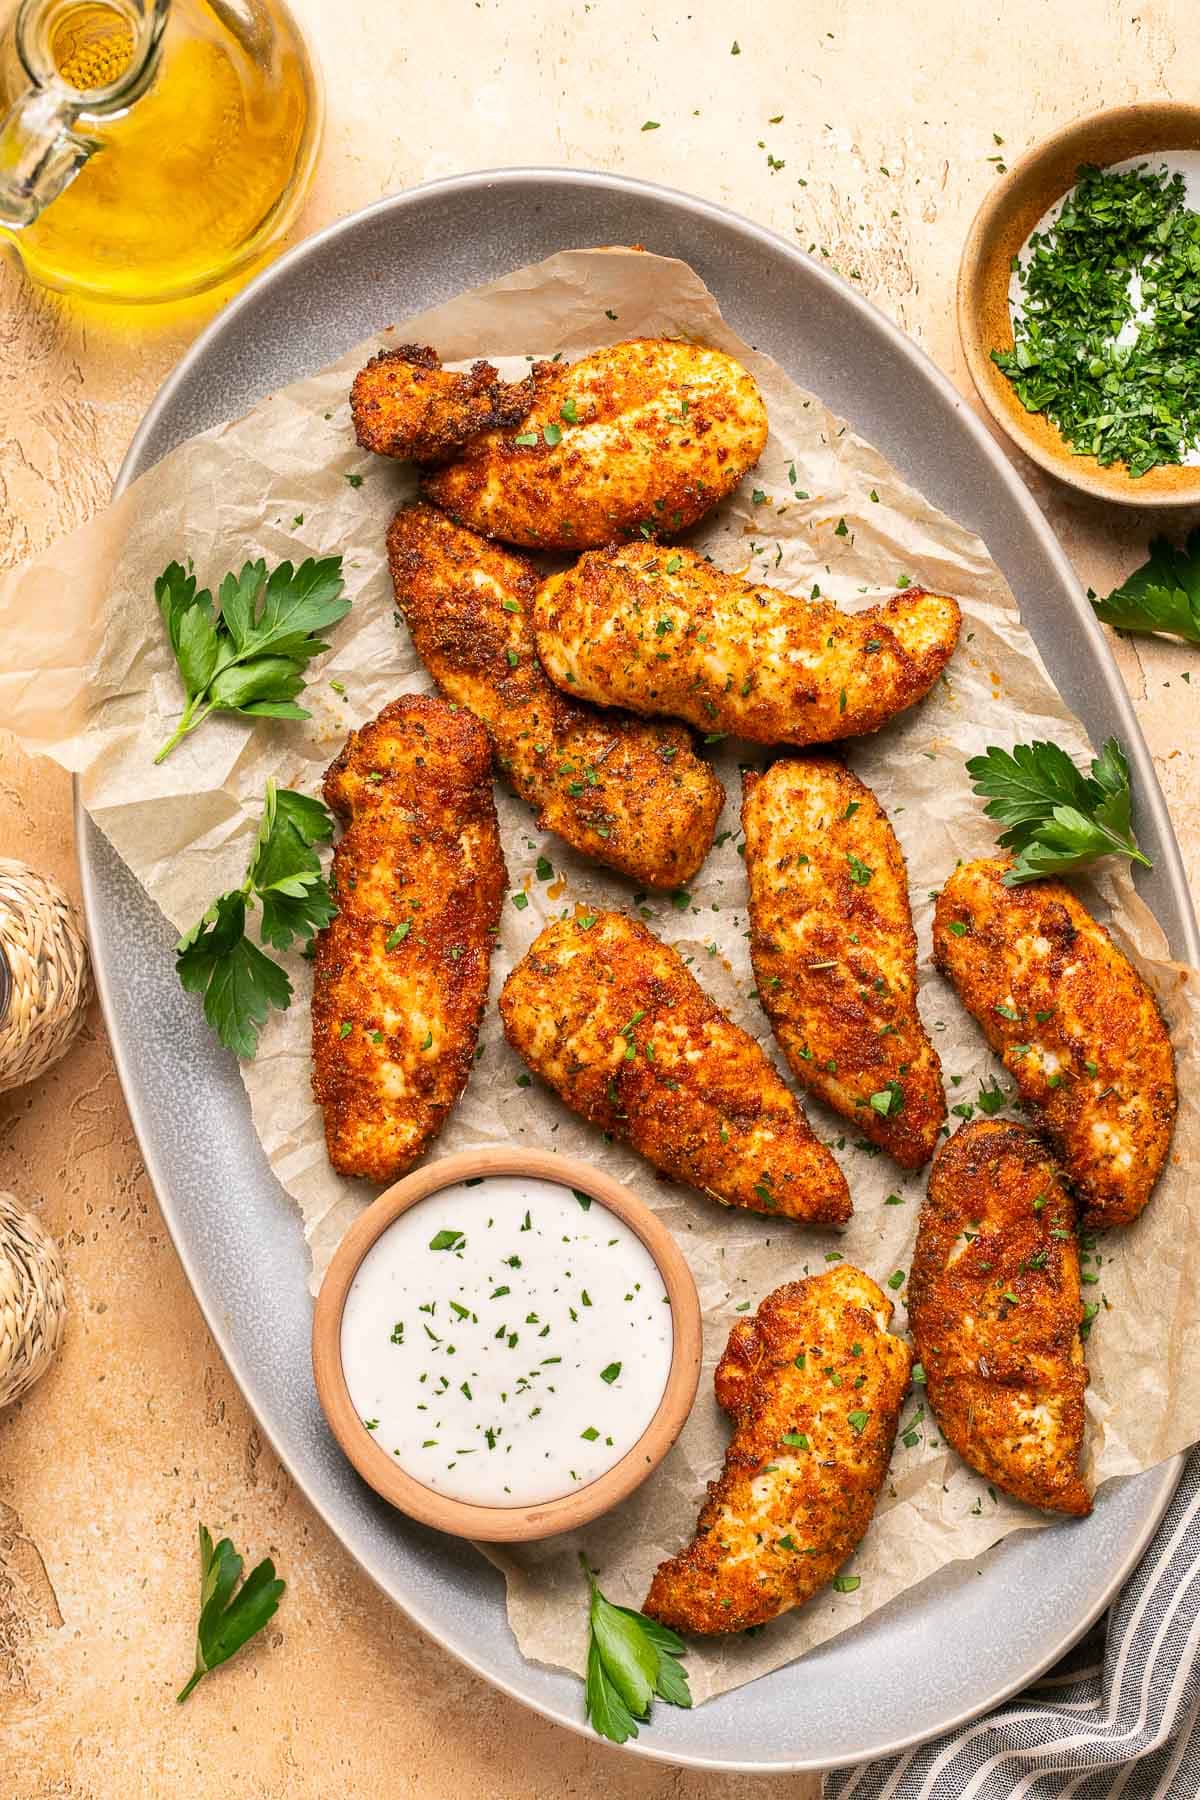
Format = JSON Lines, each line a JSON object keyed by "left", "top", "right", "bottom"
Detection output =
{"left": 175, "top": 780, "right": 336, "bottom": 1058}
{"left": 965, "top": 737, "right": 1151, "bottom": 884}
{"left": 177, "top": 896, "right": 293, "bottom": 1060}
{"left": 585, "top": 1639, "right": 640, "bottom": 1744}
{"left": 581, "top": 1557, "right": 691, "bottom": 1743}
{"left": 1093, "top": 529, "right": 1200, "bottom": 644}
{"left": 176, "top": 1524, "right": 284, "bottom": 1703}
{"left": 154, "top": 555, "right": 348, "bottom": 762}
{"left": 251, "top": 784, "right": 337, "bottom": 949}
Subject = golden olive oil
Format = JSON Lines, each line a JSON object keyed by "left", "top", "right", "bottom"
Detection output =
{"left": 0, "top": 0, "right": 320, "bottom": 302}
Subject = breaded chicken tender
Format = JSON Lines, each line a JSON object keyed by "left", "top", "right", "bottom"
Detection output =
{"left": 351, "top": 344, "right": 538, "bottom": 463}
{"left": 422, "top": 338, "right": 768, "bottom": 548}
{"left": 387, "top": 504, "right": 722, "bottom": 888}
{"left": 534, "top": 542, "right": 961, "bottom": 745}
{"left": 742, "top": 757, "right": 945, "bottom": 1167}
{"left": 643, "top": 1267, "right": 912, "bottom": 1634}
{"left": 499, "top": 909, "right": 851, "bottom": 1224}
{"left": 933, "top": 859, "right": 1176, "bottom": 1228}
{"left": 312, "top": 696, "right": 505, "bottom": 1181}
{"left": 908, "top": 1120, "right": 1091, "bottom": 1516}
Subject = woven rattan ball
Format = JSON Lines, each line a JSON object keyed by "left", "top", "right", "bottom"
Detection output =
{"left": 0, "top": 859, "right": 90, "bottom": 1093}
{"left": 0, "top": 1192, "right": 67, "bottom": 1407}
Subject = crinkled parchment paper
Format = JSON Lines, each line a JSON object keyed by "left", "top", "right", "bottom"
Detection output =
{"left": 4, "top": 248, "right": 1199, "bottom": 1703}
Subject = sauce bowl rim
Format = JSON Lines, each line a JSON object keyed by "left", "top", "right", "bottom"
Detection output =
{"left": 311, "top": 1145, "right": 703, "bottom": 1542}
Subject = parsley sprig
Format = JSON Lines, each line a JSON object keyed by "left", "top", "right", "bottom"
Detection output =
{"left": 154, "top": 555, "right": 348, "bottom": 762}
{"left": 581, "top": 1556, "right": 691, "bottom": 1744}
{"left": 1092, "top": 529, "right": 1200, "bottom": 644}
{"left": 966, "top": 738, "right": 1151, "bottom": 885}
{"left": 177, "top": 1524, "right": 285, "bottom": 1703}
{"left": 176, "top": 781, "right": 336, "bottom": 1058}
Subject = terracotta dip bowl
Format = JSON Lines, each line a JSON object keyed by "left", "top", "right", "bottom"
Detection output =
{"left": 312, "top": 1146, "right": 702, "bottom": 1542}
{"left": 958, "top": 101, "right": 1200, "bottom": 506}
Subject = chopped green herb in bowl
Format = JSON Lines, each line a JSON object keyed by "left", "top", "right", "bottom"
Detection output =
{"left": 994, "top": 163, "right": 1200, "bottom": 479}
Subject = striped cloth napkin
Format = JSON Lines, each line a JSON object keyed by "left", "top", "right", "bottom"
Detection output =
{"left": 824, "top": 1449, "right": 1200, "bottom": 1799}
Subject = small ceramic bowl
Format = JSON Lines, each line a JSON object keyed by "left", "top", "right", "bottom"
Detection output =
{"left": 958, "top": 101, "right": 1200, "bottom": 506}
{"left": 312, "top": 1146, "right": 702, "bottom": 1542}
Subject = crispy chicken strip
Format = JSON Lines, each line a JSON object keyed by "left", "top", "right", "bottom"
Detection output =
{"left": 386, "top": 504, "right": 723, "bottom": 888}
{"left": 422, "top": 337, "right": 769, "bottom": 547}
{"left": 499, "top": 909, "right": 851, "bottom": 1224}
{"left": 643, "top": 1267, "right": 912, "bottom": 1634}
{"left": 534, "top": 542, "right": 961, "bottom": 744}
{"left": 351, "top": 344, "right": 538, "bottom": 464}
{"left": 742, "top": 757, "right": 946, "bottom": 1167}
{"left": 909, "top": 1120, "right": 1091, "bottom": 1516}
{"left": 933, "top": 859, "right": 1176, "bottom": 1228}
{"left": 312, "top": 695, "right": 505, "bottom": 1181}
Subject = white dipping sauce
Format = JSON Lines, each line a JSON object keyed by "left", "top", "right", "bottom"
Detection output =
{"left": 340, "top": 1176, "right": 673, "bottom": 1506}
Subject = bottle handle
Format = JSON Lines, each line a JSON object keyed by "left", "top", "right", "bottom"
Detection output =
{"left": 0, "top": 86, "right": 92, "bottom": 229}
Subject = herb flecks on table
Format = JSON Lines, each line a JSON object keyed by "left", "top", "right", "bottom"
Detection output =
{"left": 966, "top": 737, "right": 1151, "bottom": 885}
{"left": 153, "top": 554, "right": 348, "bottom": 762}
{"left": 176, "top": 780, "right": 335, "bottom": 1058}
{"left": 994, "top": 163, "right": 1200, "bottom": 477}
{"left": 177, "top": 1524, "right": 285, "bottom": 1703}
{"left": 1092, "top": 528, "right": 1200, "bottom": 644}
{"left": 581, "top": 1555, "right": 691, "bottom": 1744}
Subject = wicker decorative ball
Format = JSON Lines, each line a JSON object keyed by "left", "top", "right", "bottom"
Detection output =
{"left": 0, "top": 1192, "right": 68, "bottom": 1407}
{"left": 0, "top": 858, "right": 91, "bottom": 1093}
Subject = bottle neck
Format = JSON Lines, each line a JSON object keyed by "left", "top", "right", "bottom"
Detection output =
{"left": 16, "top": 0, "right": 171, "bottom": 111}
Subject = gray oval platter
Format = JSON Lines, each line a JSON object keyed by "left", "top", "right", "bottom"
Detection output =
{"left": 78, "top": 169, "right": 1196, "bottom": 1774}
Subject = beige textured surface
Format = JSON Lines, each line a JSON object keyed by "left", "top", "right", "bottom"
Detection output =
{"left": 1, "top": 1, "right": 1199, "bottom": 1791}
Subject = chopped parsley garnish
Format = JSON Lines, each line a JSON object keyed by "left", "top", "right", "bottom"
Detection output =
{"left": 869, "top": 1080, "right": 905, "bottom": 1118}
{"left": 428, "top": 1229, "right": 465, "bottom": 1252}
{"left": 977, "top": 1077, "right": 1008, "bottom": 1115}
{"left": 994, "top": 164, "right": 1200, "bottom": 477}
